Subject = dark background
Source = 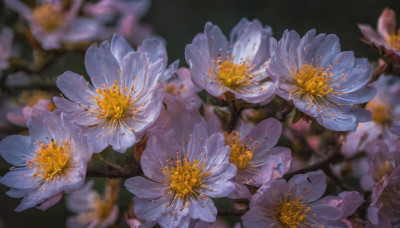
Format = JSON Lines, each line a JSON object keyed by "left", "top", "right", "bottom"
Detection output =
{"left": 1, "top": 0, "right": 400, "bottom": 227}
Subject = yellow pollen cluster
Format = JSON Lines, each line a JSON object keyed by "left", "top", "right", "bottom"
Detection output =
{"left": 365, "top": 100, "right": 393, "bottom": 126}
{"left": 277, "top": 197, "right": 311, "bottom": 228}
{"left": 293, "top": 64, "right": 333, "bottom": 99}
{"left": 28, "top": 140, "right": 72, "bottom": 182}
{"left": 94, "top": 80, "right": 134, "bottom": 124}
{"left": 386, "top": 31, "right": 400, "bottom": 51}
{"left": 163, "top": 158, "right": 210, "bottom": 199}
{"left": 33, "top": 4, "right": 63, "bottom": 32}
{"left": 209, "top": 55, "right": 252, "bottom": 89}
{"left": 225, "top": 131, "right": 254, "bottom": 170}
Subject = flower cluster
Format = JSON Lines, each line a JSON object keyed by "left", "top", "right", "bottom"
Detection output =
{"left": 2, "top": 3, "right": 400, "bottom": 228}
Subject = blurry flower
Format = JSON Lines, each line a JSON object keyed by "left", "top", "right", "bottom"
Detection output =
{"left": 5, "top": 0, "right": 99, "bottom": 50}
{"left": 84, "top": 0, "right": 152, "bottom": 46}
{"left": 0, "top": 109, "right": 90, "bottom": 211}
{"left": 341, "top": 76, "right": 400, "bottom": 158}
{"left": 66, "top": 180, "right": 120, "bottom": 228}
{"left": 0, "top": 27, "right": 13, "bottom": 70}
{"left": 185, "top": 18, "right": 277, "bottom": 103}
{"left": 124, "top": 111, "right": 236, "bottom": 228}
{"left": 224, "top": 118, "right": 291, "bottom": 199}
{"left": 242, "top": 172, "right": 347, "bottom": 228}
{"left": 7, "top": 90, "right": 55, "bottom": 127}
{"left": 55, "top": 34, "right": 170, "bottom": 153}
{"left": 365, "top": 140, "right": 400, "bottom": 227}
{"left": 319, "top": 191, "right": 365, "bottom": 227}
{"left": 268, "top": 29, "right": 376, "bottom": 132}
{"left": 359, "top": 8, "right": 400, "bottom": 63}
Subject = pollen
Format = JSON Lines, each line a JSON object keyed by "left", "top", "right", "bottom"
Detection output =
{"left": 225, "top": 131, "right": 254, "bottom": 170}
{"left": 209, "top": 55, "right": 251, "bottom": 89}
{"left": 277, "top": 197, "right": 311, "bottom": 228}
{"left": 292, "top": 64, "right": 333, "bottom": 99}
{"left": 33, "top": 3, "right": 63, "bottom": 32}
{"left": 365, "top": 99, "right": 393, "bottom": 126}
{"left": 162, "top": 157, "right": 210, "bottom": 199}
{"left": 94, "top": 80, "right": 136, "bottom": 127}
{"left": 28, "top": 140, "right": 72, "bottom": 182}
{"left": 386, "top": 30, "right": 400, "bottom": 51}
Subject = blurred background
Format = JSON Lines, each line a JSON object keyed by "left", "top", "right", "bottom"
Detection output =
{"left": 0, "top": 0, "right": 399, "bottom": 227}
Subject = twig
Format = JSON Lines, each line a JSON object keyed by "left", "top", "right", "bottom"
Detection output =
{"left": 226, "top": 102, "right": 243, "bottom": 132}
{"left": 218, "top": 209, "right": 247, "bottom": 216}
{"left": 87, "top": 160, "right": 142, "bottom": 178}
{"left": 322, "top": 166, "right": 355, "bottom": 191}
{"left": 93, "top": 154, "right": 124, "bottom": 172}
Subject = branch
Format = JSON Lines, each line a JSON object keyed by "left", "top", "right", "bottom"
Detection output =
{"left": 218, "top": 209, "right": 247, "bottom": 216}
{"left": 86, "top": 161, "right": 142, "bottom": 178}
{"left": 226, "top": 102, "right": 243, "bottom": 132}
{"left": 322, "top": 166, "right": 355, "bottom": 191}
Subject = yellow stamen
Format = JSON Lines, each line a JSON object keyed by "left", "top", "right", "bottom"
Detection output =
{"left": 365, "top": 99, "right": 393, "bottom": 126}
{"left": 28, "top": 140, "right": 72, "bottom": 182}
{"left": 386, "top": 30, "right": 400, "bottom": 51}
{"left": 292, "top": 64, "right": 333, "bottom": 99}
{"left": 225, "top": 131, "right": 254, "bottom": 170}
{"left": 209, "top": 55, "right": 252, "bottom": 89}
{"left": 33, "top": 4, "right": 63, "bottom": 32}
{"left": 277, "top": 197, "right": 311, "bottom": 228}
{"left": 162, "top": 157, "right": 211, "bottom": 199}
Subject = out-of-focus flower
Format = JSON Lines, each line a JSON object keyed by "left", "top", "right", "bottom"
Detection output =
{"left": 185, "top": 18, "right": 277, "bottom": 103}
{"left": 358, "top": 8, "right": 400, "bottom": 63}
{"left": 341, "top": 76, "right": 400, "bottom": 158}
{"left": 55, "top": 34, "right": 170, "bottom": 153}
{"left": 66, "top": 180, "right": 120, "bottom": 228}
{"left": 5, "top": 0, "right": 99, "bottom": 50}
{"left": 268, "top": 29, "right": 376, "bottom": 132}
{"left": 365, "top": 140, "right": 400, "bottom": 227}
{"left": 319, "top": 191, "right": 365, "bottom": 227}
{"left": 6, "top": 90, "right": 55, "bottom": 127}
{"left": 242, "top": 172, "right": 347, "bottom": 228}
{"left": 0, "top": 109, "right": 90, "bottom": 211}
{"left": 84, "top": 0, "right": 152, "bottom": 46}
{"left": 0, "top": 27, "right": 13, "bottom": 70}
{"left": 224, "top": 118, "right": 291, "bottom": 199}
{"left": 124, "top": 110, "right": 237, "bottom": 228}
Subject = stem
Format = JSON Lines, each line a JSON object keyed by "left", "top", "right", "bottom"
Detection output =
{"left": 87, "top": 161, "right": 142, "bottom": 178}
{"left": 93, "top": 154, "right": 124, "bottom": 172}
{"left": 218, "top": 209, "right": 247, "bottom": 216}
{"left": 322, "top": 166, "right": 355, "bottom": 191}
{"left": 226, "top": 102, "right": 243, "bottom": 132}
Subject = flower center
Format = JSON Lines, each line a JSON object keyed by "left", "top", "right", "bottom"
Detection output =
{"left": 28, "top": 140, "right": 72, "bottom": 182}
{"left": 209, "top": 57, "right": 251, "bottom": 89}
{"left": 365, "top": 100, "right": 393, "bottom": 126}
{"left": 293, "top": 64, "right": 333, "bottom": 99}
{"left": 386, "top": 31, "right": 400, "bottom": 51}
{"left": 225, "top": 131, "right": 253, "bottom": 170}
{"left": 277, "top": 197, "right": 311, "bottom": 228}
{"left": 94, "top": 80, "right": 135, "bottom": 124}
{"left": 33, "top": 4, "right": 63, "bottom": 32}
{"left": 163, "top": 158, "right": 210, "bottom": 199}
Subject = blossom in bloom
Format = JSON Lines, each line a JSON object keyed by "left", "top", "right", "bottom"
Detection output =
{"left": 54, "top": 33, "right": 169, "bottom": 153}
{"left": 66, "top": 180, "right": 120, "bottom": 228}
{"left": 0, "top": 109, "right": 89, "bottom": 211}
{"left": 364, "top": 140, "right": 400, "bottom": 227}
{"left": 224, "top": 118, "right": 291, "bottom": 199}
{"left": 185, "top": 18, "right": 277, "bottom": 103}
{"left": 84, "top": 0, "right": 152, "bottom": 46}
{"left": 319, "top": 191, "right": 365, "bottom": 227}
{"left": 341, "top": 75, "right": 400, "bottom": 158}
{"left": 242, "top": 171, "right": 347, "bottom": 228}
{"left": 124, "top": 110, "right": 237, "bottom": 228}
{"left": 0, "top": 27, "right": 13, "bottom": 70}
{"left": 268, "top": 29, "right": 376, "bottom": 132}
{"left": 5, "top": 0, "right": 99, "bottom": 50}
{"left": 359, "top": 8, "right": 400, "bottom": 63}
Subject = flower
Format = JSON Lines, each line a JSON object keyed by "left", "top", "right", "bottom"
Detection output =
{"left": 358, "top": 8, "right": 400, "bottom": 63}
{"left": 0, "top": 27, "right": 14, "bottom": 70}
{"left": 364, "top": 140, "right": 400, "bottom": 227}
{"left": 185, "top": 18, "right": 277, "bottom": 103}
{"left": 224, "top": 118, "right": 291, "bottom": 199}
{"left": 5, "top": 0, "right": 99, "bottom": 50}
{"left": 84, "top": 0, "right": 152, "bottom": 46}
{"left": 54, "top": 33, "right": 170, "bottom": 153}
{"left": 341, "top": 75, "right": 400, "bottom": 158}
{"left": 242, "top": 172, "right": 347, "bottom": 228}
{"left": 0, "top": 109, "right": 90, "bottom": 211}
{"left": 124, "top": 110, "right": 237, "bottom": 228}
{"left": 268, "top": 29, "right": 376, "bottom": 132}
{"left": 66, "top": 180, "right": 120, "bottom": 228}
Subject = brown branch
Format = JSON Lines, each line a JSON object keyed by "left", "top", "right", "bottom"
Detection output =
{"left": 86, "top": 161, "right": 142, "bottom": 178}
{"left": 226, "top": 102, "right": 243, "bottom": 132}
{"left": 322, "top": 166, "right": 355, "bottom": 191}
{"left": 218, "top": 209, "right": 247, "bottom": 216}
